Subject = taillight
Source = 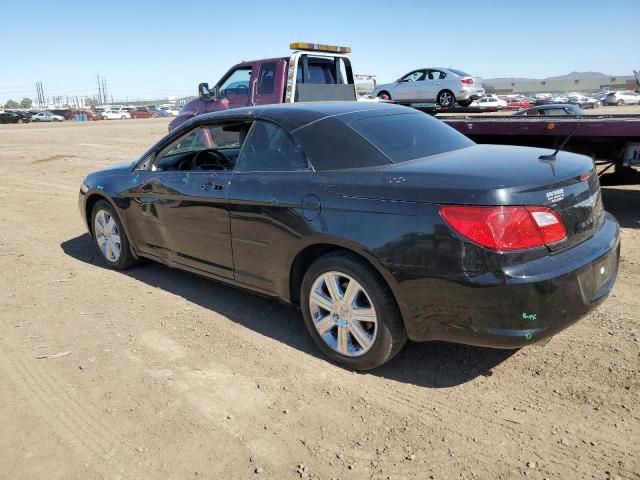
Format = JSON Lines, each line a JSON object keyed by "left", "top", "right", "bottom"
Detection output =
{"left": 440, "top": 205, "right": 566, "bottom": 251}
{"left": 460, "top": 78, "right": 474, "bottom": 84}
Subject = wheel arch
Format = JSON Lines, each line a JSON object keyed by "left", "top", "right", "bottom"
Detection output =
{"left": 84, "top": 191, "right": 141, "bottom": 259}
{"left": 288, "top": 240, "right": 401, "bottom": 312}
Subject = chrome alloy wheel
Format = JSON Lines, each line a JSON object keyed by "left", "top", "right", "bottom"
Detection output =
{"left": 308, "top": 271, "right": 378, "bottom": 357}
{"left": 94, "top": 209, "right": 121, "bottom": 262}
{"left": 440, "top": 91, "right": 453, "bottom": 106}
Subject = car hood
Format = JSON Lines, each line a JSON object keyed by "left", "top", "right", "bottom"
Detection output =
{"left": 313, "top": 144, "right": 594, "bottom": 205}
{"left": 88, "top": 161, "right": 135, "bottom": 179}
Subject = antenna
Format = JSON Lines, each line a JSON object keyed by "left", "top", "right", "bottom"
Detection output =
{"left": 539, "top": 124, "right": 581, "bottom": 161}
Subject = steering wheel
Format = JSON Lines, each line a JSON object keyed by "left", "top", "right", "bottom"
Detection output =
{"left": 191, "top": 149, "right": 230, "bottom": 171}
{"left": 236, "top": 84, "right": 249, "bottom": 93}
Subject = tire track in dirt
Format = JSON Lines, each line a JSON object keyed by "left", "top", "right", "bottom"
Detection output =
{"left": 1, "top": 352, "right": 135, "bottom": 477}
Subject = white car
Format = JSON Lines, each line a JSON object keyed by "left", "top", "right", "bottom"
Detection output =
{"left": 31, "top": 112, "right": 65, "bottom": 122}
{"left": 101, "top": 110, "right": 131, "bottom": 120}
{"left": 603, "top": 91, "right": 640, "bottom": 106}
{"left": 372, "top": 67, "right": 484, "bottom": 107}
{"left": 470, "top": 95, "right": 508, "bottom": 109}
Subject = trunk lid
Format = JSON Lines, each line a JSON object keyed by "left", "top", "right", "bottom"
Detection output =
{"left": 315, "top": 144, "right": 602, "bottom": 249}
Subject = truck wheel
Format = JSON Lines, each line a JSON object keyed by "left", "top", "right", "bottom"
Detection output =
{"left": 457, "top": 100, "right": 472, "bottom": 107}
{"left": 377, "top": 91, "right": 391, "bottom": 101}
{"left": 437, "top": 90, "right": 455, "bottom": 108}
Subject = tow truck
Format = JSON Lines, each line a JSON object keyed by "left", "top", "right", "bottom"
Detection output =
{"left": 169, "top": 42, "right": 356, "bottom": 131}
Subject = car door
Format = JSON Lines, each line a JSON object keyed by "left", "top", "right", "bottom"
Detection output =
{"left": 394, "top": 70, "right": 425, "bottom": 101}
{"left": 125, "top": 123, "right": 241, "bottom": 279}
{"left": 229, "top": 120, "right": 313, "bottom": 294}
{"left": 417, "top": 69, "right": 444, "bottom": 101}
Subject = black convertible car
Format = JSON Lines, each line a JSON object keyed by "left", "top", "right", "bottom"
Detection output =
{"left": 78, "top": 102, "right": 620, "bottom": 369}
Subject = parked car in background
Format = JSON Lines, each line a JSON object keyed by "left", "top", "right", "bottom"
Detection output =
{"left": 101, "top": 109, "right": 131, "bottom": 120}
{"left": 603, "top": 91, "right": 640, "bottom": 105}
{"left": 470, "top": 95, "right": 508, "bottom": 109}
{"left": 129, "top": 107, "right": 157, "bottom": 119}
{"left": 31, "top": 111, "right": 65, "bottom": 122}
{"left": 5, "top": 110, "right": 33, "bottom": 122}
{"left": 158, "top": 106, "right": 180, "bottom": 116}
{"left": 50, "top": 109, "right": 72, "bottom": 118}
{"left": 0, "top": 112, "right": 24, "bottom": 124}
{"left": 78, "top": 102, "right": 619, "bottom": 370}
{"left": 507, "top": 98, "right": 532, "bottom": 109}
{"left": 150, "top": 108, "right": 171, "bottom": 117}
{"left": 372, "top": 67, "right": 484, "bottom": 107}
{"left": 567, "top": 95, "right": 600, "bottom": 109}
{"left": 512, "top": 104, "right": 584, "bottom": 116}
{"left": 65, "top": 110, "right": 102, "bottom": 121}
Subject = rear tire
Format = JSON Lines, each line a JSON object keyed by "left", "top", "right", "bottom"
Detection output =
{"left": 617, "top": 99, "right": 624, "bottom": 106}
{"left": 121, "top": 115, "right": 127, "bottom": 119}
{"left": 437, "top": 90, "right": 455, "bottom": 108}
{"left": 457, "top": 99, "right": 472, "bottom": 107}
{"left": 377, "top": 91, "right": 391, "bottom": 101}
{"left": 91, "top": 200, "right": 137, "bottom": 270}
{"left": 300, "top": 251, "right": 407, "bottom": 370}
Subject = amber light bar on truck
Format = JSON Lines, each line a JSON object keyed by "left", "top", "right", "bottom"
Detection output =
{"left": 290, "top": 42, "right": 351, "bottom": 53}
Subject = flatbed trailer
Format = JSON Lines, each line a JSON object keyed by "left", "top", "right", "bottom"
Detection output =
{"left": 441, "top": 114, "right": 640, "bottom": 174}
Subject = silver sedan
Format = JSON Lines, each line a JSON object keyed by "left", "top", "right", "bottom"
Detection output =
{"left": 372, "top": 68, "right": 484, "bottom": 107}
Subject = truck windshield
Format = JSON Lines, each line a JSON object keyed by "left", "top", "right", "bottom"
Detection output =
{"left": 349, "top": 112, "right": 474, "bottom": 163}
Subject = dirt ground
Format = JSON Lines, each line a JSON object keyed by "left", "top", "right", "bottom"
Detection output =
{"left": 0, "top": 118, "right": 638, "bottom": 480}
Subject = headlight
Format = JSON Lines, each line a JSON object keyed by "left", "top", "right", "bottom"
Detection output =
{"left": 80, "top": 182, "right": 89, "bottom": 193}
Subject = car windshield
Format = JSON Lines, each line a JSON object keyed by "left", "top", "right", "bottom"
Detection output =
{"left": 349, "top": 112, "right": 474, "bottom": 163}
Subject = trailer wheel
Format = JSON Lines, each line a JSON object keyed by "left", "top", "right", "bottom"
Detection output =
{"left": 437, "top": 90, "right": 455, "bottom": 108}
{"left": 377, "top": 91, "right": 391, "bottom": 101}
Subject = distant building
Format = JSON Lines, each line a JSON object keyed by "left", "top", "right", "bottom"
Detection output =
{"left": 483, "top": 75, "right": 637, "bottom": 95}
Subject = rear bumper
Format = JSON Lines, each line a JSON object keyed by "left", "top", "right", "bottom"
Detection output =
{"left": 401, "top": 213, "right": 620, "bottom": 347}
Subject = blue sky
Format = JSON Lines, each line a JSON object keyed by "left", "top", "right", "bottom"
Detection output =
{"left": 1, "top": 0, "right": 638, "bottom": 103}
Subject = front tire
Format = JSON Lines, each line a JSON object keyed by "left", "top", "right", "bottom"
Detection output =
{"left": 301, "top": 251, "right": 407, "bottom": 370}
{"left": 377, "top": 91, "right": 391, "bottom": 101}
{"left": 91, "top": 200, "right": 137, "bottom": 270}
{"left": 437, "top": 90, "right": 455, "bottom": 108}
{"left": 617, "top": 99, "right": 624, "bottom": 106}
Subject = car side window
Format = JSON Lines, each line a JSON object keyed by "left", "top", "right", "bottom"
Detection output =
{"left": 257, "top": 63, "right": 276, "bottom": 94}
{"left": 219, "top": 67, "right": 252, "bottom": 99}
{"left": 236, "top": 121, "right": 308, "bottom": 172}
{"left": 402, "top": 71, "right": 425, "bottom": 82}
{"left": 152, "top": 124, "right": 245, "bottom": 171}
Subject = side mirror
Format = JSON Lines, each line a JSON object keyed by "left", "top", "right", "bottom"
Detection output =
{"left": 198, "top": 82, "right": 212, "bottom": 101}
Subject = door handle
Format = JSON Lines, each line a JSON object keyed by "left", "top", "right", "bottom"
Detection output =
{"left": 201, "top": 181, "right": 224, "bottom": 191}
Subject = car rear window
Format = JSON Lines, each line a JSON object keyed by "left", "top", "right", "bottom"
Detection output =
{"left": 448, "top": 68, "right": 471, "bottom": 76}
{"left": 348, "top": 112, "right": 474, "bottom": 163}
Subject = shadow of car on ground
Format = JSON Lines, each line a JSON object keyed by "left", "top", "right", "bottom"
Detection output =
{"left": 61, "top": 233, "right": 515, "bottom": 388}
{"left": 600, "top": 171, "right": 640, "bottom": 230}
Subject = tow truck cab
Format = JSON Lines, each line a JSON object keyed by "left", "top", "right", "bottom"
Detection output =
{"left": 169, "top": 43, "right": 356, "bottom": 131}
